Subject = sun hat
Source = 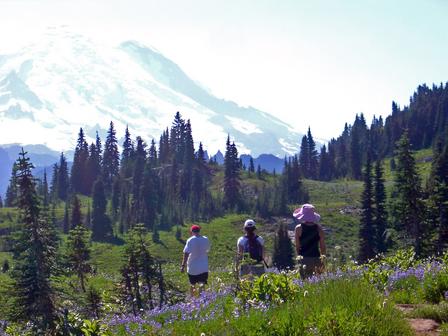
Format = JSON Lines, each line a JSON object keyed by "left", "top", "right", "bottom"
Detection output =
{"left": 244, "top": 219, "right": 256, "bottom": 229}
{"left": 190, "top": 225, "right": 201, "bottom": 232}
{"left": 293, "top": 204, "right": 320, "bottom": 223}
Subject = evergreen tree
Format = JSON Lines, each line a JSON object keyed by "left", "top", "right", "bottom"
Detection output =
{"left": 66, "top": 224, "right": 91, "bottom": 292}
{"left": 91, "top": 179, "right": 113, "bottom": 242}
{"left": 373, "top": 160, "right": 387, "bottom": 253}
{"left": 148, "top": 139, "right": 158, "bottom": 167}
{"left": 71, "top": 195, "right": 83, "bottom": 229}
{"left": 103, "top": 121, "right": 120, "bottom": 194}
{"left": 111, "top": 177, "right": 121, "bottom": 221}
{"left": 41, "top": 170, "right": 49, "bottom": 207}
{"left": 272, "top": 223, "right": 295, "bottom": 270}
{"left": 170, "top": 112, "right": 186, "bottom": 163}
{"left": 5, "top": 162, "right": 18, "bottom": 207}
{"left": 307, "top": 127, "right": 319, "bottom": 179}
{"left": 180, "top": 120, "right": 194, "bottom": 201}
{"left": 10, "top": 149, "right": 57, "bottom": 331}
{"left": 350, "top": 119, "right": 363, "bottom": 180}
{"left": 299, "top": 135, "right": 309, "bottom": 178}
{"left": 71, "top": 128, "right": 89, "bottom": 194}
{"left": 57, "top": 153, "right": 69, "bottom": 201}
{"left": 63, "top": 201, "right": 70, "bottom": 234}
{"left": 249, "top": 157, "right": 255, "bottom": 175}
{"left": 390, "top": 131, "right": 425, "bottom": 255}
{"left": 121, "top": 125, "right": 134, "bottom": 178}
{"left": 85, "top": 203, "right": 92, "bottom": 229}
{"left": 358, "top": 148, "right": 375, "bottom": 262}
{"left": 85, "top": 139, "right": 102, "bottom": 196}
{"left": 50, "top": 163, "right": 59, "bottom": 202}
{"left": 0, "top": 195, "right": 3, "bottom": 208}
{"left": 120, "top": 225, "right": 159, "bottom": 312}
{"left": 223, "top": 136, "right": 241, "bottom": 210}
{"left": 427, "top": 142, "right": 448, "bottom": 253}
{"left": 256, "top": 164, "right": 262, "bottom": 179}
{"left": 318, "top": 145, "right": 331, "bottom": 181}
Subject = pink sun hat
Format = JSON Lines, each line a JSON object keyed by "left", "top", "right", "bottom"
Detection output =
{"left": 293, "top": 204, "right": 321, "bottom": 223}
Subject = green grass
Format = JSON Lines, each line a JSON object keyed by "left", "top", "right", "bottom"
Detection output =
{"left": 159, "top": 278, "right": 412, "bottom": 336}
{"left": 408, "top": 302, "right": 448, "bottom": 323}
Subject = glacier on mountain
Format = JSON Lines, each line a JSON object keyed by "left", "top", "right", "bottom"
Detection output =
{"left": 0, "top": 28, "right": 302, "bottom": 157}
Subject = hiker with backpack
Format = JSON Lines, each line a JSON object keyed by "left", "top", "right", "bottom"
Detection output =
{"left": 294, "top": 204, "right": 327, "bottom": 278}
{"left": 181, "top": 225, "right": 210, "bottom": 296}
{"left": 237, "top": 219, "right": 265, "bottom": 277}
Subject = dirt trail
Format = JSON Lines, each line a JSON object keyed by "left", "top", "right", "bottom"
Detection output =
{"left": 396, "top": 304, "right": 440, "bottom": 335}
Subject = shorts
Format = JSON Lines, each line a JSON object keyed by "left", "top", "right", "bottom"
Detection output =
{"left": 240, "top": 264, "right": 265, "bottom": 277}
{"left": 188, "top": 272, "right": 208, "bottom": 285}
{"left": 298, "top": 257, "right": 323, "bottom": 279}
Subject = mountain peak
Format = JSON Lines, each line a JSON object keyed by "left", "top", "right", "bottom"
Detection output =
{"left": 0, "top": 28, "right": 302, "bottom": 157}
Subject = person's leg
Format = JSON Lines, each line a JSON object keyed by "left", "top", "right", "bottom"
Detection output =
{"left": 188, "top": 273, "right": 198, "bottom": 297}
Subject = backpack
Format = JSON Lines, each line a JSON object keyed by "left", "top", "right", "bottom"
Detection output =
{"left": 244, "top": 235, "right": 263, "bottom": 262}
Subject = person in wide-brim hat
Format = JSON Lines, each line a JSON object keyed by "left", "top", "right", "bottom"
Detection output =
{"left": 293, "top": 204, "right": 326, "bottom": 278}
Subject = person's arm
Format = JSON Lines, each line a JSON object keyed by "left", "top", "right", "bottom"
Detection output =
{"left": 181, "top": 252, "right": 189, "bottom": 273}
{"left": 237, "top": 238, "right": 244, "bottom": 260}
{"left": 294, "top": 225, "right": 302, "bottom": 255}
{"left": 318, "top": 225, "right": 327, "bottom": 256}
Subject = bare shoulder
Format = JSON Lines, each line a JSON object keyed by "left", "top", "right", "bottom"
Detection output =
{"left": 317, "top": 224, "right": 325, "bottom": 234}
{"left": 295, "top": 224, "right": 302, "bottom": 232}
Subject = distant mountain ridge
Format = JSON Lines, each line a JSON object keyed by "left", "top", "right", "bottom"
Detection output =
{"left": 0, "top": 28, "right": 302, "bottom": 158}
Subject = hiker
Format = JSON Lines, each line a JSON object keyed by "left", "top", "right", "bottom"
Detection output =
{"left": 237, "top": 219, "right": 265, "bottom": 277}
{"left": 294, "top": 204, "right": 327, "bottom": 278}
{"left": 181, "top": 225, "right": 210, "bottom": 296}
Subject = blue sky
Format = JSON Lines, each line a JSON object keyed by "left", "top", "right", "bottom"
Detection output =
{"left": 0, "top": 0, "right": 447, "bottom": 139}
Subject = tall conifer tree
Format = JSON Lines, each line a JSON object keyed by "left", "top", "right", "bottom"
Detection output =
{"left": 103, "top": 121, "right": 120, "bottom": 194}
{"left": 11, "top": 149, "right": 57, "bottom": 331}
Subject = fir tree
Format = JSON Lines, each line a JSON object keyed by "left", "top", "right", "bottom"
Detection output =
{"left": 373, "top": 160, "right": 387, "bottom": 253}
{"left": 103, "top": 121, "right": 120, "bottom": 194}
{"left": 71, "top": 128, "right": 89, "bottom": 194}
{"left": 57, "top": 153, "right": 69, "bottom": 201}
{"left": 66, "top": 224, "right": 91, "bottom": 292}
{"left": 0, "top": 196, "right": 3, "bottom": 208}
{"left": 358, "top": 148, "right": 375, "bottom": 262}
{"left": 121, "top": 125, "right": 135, "bottom": 178}
{"left": 63, "top": 201, "right": 70, "bottom": 234}
{"left": 5, "top": 162, "right": 18, "bottom": 207}
{"left": 223, "top": 136, "right": 241, "bottom": 210}
{"left": 249, "top": 157, "right": 255, "bottom": 175}
{"left": 41, "top": 170, "right": 49, "bottom": 207}
{"left": 111, "top": 177, "right": 121, "bottom": 221}
{"left": 390, "top": 131, "right": 425, "bottom": 255}
{"left": 272, "top": 223, "right": 295, "bottom": 270}
{"left": 50, "top": 163, "right": 59, "bottom": 202}
{"left": 91, "top": 179, "right": 113, "bottom": 242}
{"left": 10, "top": 149, "right": 57, "bottom": 331}
{"left": 318, "top": 145, "right": 331, "bottom": 181}
{"left": 307, "top": 127, "right": 319, "bottom": 179}
{"left": 427, "top": 142, "right": 448, "bottom": 253}
{"left": 148, "top": 139, "right": 158, "bottom": 167}
{"left": 71, "top": 195, "right": 83, "bottom": 229}
{"left": 85, "top": 140, "right": 102, "bottom": 196}
{"left": 299, "top": 135, "right": 309, "bottom": 178}
{"left": 85, "top": 202, "right": 92, "bottom": 229}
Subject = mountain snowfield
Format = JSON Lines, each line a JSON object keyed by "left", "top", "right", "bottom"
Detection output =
{"left": 0, "top": 28, "right": 302, "bottom": 157}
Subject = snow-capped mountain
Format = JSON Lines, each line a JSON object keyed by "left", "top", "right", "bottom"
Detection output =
{"left": 0, "top": 28, "right": 301, "bottom": 157}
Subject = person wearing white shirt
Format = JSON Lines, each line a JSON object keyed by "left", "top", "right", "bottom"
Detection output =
{"left": 181, "top": 224, "right": 210, "bottom": 296}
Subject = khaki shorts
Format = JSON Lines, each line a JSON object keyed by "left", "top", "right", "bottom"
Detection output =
{"left": 299, "top": 257, "right": 323, "bottom": 279}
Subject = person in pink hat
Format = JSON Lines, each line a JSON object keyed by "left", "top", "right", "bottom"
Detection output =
{"left": 293, "top": 204, "right": 326, "bottom": 278}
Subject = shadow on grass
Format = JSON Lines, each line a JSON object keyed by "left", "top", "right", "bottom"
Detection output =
{"left": 108, "top": 236, "right": 125, "bottom": 246}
